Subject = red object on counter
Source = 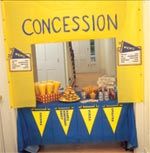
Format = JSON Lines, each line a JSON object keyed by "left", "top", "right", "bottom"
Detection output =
{"left": 36, "top": 93, "right": 62, "bottom": 103}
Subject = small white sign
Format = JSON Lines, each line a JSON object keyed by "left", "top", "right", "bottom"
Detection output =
{"left": 119, "top": 50, "right": 141, "bottom": 65}
{"left": 10, "top": 58, "right": 31, "bottom": 71}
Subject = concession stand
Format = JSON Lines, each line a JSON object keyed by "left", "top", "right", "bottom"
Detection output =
{"left": 1, "top": 1, "right": 143, "bottom": 152}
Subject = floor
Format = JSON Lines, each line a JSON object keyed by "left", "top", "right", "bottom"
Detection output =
{"left": 75, "top": 72, "right": 102, "bottom": 90}
{"left": 39, "top": 143, "right": 132, "bottom": 153}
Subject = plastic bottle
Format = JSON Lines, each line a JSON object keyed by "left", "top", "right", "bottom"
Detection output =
{"left": 104, "top": 89, "right": 109, "bottom": 101}
{"left": 98, "top": 90, "right": 104, "bottom": 101}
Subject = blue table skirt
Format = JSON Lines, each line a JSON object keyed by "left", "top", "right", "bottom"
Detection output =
{"left": 17, "top": 100, "right": 137, "bottom": 152}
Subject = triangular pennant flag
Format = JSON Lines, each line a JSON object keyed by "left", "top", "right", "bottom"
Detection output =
{"left": 11, "top": 48, "right": 29, "bottom": 59}
{"left": 56, "top": 109, "right": 73, "bottom": 135}
{"left": 103, "top": 106, "right": 122, "bottom": 133}
{"left": 80, "top": 108, "right": 98, "bottom": 135}
{"left": 32, "top": 110, "right": 50, "bottom": 137}
{"left": 121, "top": 41, "right": 140, "bottom": 52}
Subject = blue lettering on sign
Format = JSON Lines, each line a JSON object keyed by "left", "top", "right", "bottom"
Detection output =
{"left": 22, "top": 14, "right": 118, "bottom": 36}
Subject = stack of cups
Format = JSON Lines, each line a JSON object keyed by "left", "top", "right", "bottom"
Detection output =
{"left": 47, "top": 81, "right": 54, "bottom": 94}
{"left": 34, "top": 80, "right": 61, "bottom": 96}
{"left": 53, "top": 81, "right": 61, "bottom": 94}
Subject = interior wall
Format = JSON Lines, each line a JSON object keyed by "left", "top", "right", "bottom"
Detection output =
{"left": 135, "top": 2, "right": 150, "bottom": 153}
{"left": 98, "top": 38, "right": 116, "bottom": 76}
{"left": 0, "top": 2, "right": 17, "bottom": 152}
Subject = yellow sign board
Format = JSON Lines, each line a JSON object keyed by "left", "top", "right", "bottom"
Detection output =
{"left": 56, "top": 109, "right": 74, "bottom": 135}
{"left": 2, "top": 1, "right": 143, "bottom": 107}
{"left": 32, "top": 109, "right": 50, "bottom": 137}
{"left": 80, "top": 107, "right": 98, "bottom": 135}
{"left": 103, "top": 106, "right": 122, "bottom": 133}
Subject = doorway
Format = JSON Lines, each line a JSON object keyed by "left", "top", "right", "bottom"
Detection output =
{"left": 71, "top": 38, "right": 116, "bottom": 89}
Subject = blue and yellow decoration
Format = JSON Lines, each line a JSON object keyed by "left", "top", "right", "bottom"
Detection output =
{"left": 103, "top": 106, "right": 122, "bottom": 133}
{"left": 32, "top": 109, "right": 50, "bottom": 137}
{"left": 80, "top": 107, "right": 99, "bottom": 135}
{"left": 56, "top": 108, "right": 74, "bottom": 135}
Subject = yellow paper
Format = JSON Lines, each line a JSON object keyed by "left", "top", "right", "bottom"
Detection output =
{"left": 34, "top": 82, "right": 40, "bottom": 95}
{"left": 1, "top": 1, "right": 143, "bottom": 108}
{"left": 46, "top": 82, "right": 54, "bottom": 94}
{"left": 56, "top": 109, "right": 73, "bottom": 135}
{"left": 32, "top": 110, "right": 50, "bottom": 137}
{"left": 80, "top": 107, "right": 98, "bottom": 135}
{"left": 103, "top": 106, "right": 122, "bottom": 133}
{"left": 53, "top": 81, "right": 61, "bottom": 93}
{"left": 38, "top": 83, "right": 46, "bottom": 95}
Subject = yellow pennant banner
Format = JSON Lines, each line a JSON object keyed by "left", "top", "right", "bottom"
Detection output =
{"left": 103, "top": 106, "right": 122, "bottom": 133}
{"left": 32, "top": 110, "right": 50, "bottom": 137}
{"left": 80, "top": 107, "right": 98, "bottom": 135}
{"left": 56, "top": 109, "right": 74, "bottom": 135}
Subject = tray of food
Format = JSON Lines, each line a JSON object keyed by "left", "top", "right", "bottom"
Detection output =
{"left": 59, "top": 86, "right": 80, "bottom": 103}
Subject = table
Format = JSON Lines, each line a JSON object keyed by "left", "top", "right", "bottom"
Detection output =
{"left": 17, "top": 100, "right": 137, "bottom": 152}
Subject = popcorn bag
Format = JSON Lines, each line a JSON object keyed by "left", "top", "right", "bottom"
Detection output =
{"left": 34, "top": 81, "right": 61, "bottom": 103}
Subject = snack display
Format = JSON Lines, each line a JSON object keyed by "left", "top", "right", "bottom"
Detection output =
{"left": 34, "top": 80, "right": 61, "bottom": 103}
{"left": 59, "top": 86, "right": 80, "bottom": 102}
{"left": 82, "top": 85, "right": 98, "bottom": 99}
{"left": 82, "top": 86, "right": 98, "bottom": 95}
{"left": 36, "top": 93, "right": 61, "bottom": 103}
{"left": 97, "top": 76, "right": 116, "bottom": 90}
{"left": 97, "top": 76, "right": 117, "bottom": 100}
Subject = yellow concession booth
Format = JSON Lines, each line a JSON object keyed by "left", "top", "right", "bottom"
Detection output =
{"left": 1, "top": 1, "right": 144, "bottom": 152}
{"left": 2, "top": 1, "right": 143, "bottom": 108}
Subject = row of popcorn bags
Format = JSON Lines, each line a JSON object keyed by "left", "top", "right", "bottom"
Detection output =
{"left": 34, "top": 80, "right": 61, "bottom": 103}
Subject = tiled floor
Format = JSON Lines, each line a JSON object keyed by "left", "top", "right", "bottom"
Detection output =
{"left": 39, "top": 143, "right": 132, "bottom": 153}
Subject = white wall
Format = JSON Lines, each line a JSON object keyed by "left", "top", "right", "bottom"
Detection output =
{"left": 98, "top": 38, "right": 116, "bottom": 76}
{"left": 72, "top": 39, "right": 116, "bottom": 76}
{"left": 0, "top": 2, "right": 17, "bottom": 152}
{"left": 135, "top": 2, "right": 150, "bottom": 153}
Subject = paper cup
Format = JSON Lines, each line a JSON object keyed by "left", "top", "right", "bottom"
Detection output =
{"left": 38, "top": 83, "right": 46, "bottom": 95}
{"left": 90, "top": 92, "right": 96, "bottom": 99}
{"left": 34, "top": 82, "right": 40, "bottom": 95}
{"left": 53, "top": 81, "right": 61, "bottom": 93}
{"left": 47, "top": 82, "right": 54, "bottom": 94}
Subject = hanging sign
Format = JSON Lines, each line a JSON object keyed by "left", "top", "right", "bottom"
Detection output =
{"left": 80, "top": 107, "right": 98, "bottom": 135}
{"left": 2, "top": 1, "right": 143, "bottom": 108}
{"left": 9, "top": 48, "right": 31, "bottom": 72}
{"left": 56, "top": 108, "right": 74, "bottom": 135}
{"left": 32, "top": 109, "right": 50, "bottom": 137}
{"left": 118, "top": 41, "right": 142, "bottom": 66}
{"left": 103, "top": 106, "right": 122, "bottom": 133}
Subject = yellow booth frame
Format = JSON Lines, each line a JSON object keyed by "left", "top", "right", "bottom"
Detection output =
{"left": 1, "top": 1, "right": 143, "bottom": 108}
